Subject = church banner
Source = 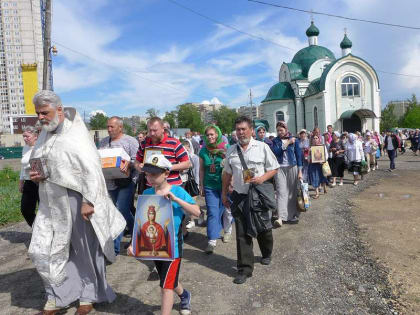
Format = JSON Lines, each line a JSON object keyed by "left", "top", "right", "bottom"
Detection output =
{"left": 132, "top": 195, "right": 175, "bottom": 261}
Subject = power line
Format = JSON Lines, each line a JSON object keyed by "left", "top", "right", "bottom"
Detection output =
{"left": 169, "top": 0, "right": 420, "bottom": 78}
{"left": 167, "top": 0, "right": 294, "bottom": 51}
{"left": 52, "top": 41, "right": 212, "bottom": 100}
{"left": 248, "top": 0, "right": 420, "bottom": 30}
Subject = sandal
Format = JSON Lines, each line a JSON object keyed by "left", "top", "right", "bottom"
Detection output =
{"left": 312, "top": 194, "right": 320, "bottom": 199}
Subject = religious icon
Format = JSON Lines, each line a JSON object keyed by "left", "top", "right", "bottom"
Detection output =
{"left": 144, "top": 148, "right": 163, "bottom": 165}
{"left": 132, "top": 195, "right": 175, "bottom": 260}
{"left": 310, "top": 145, "right": 326, "bottom": 163}
{"left": 243, "top": 168, "right": 256, "bottom": 183}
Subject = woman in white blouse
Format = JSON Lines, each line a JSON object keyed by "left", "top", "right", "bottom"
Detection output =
{"left": 345, "top": 133, "right": 365, "bottom": 186}
{"left": 19, "top": 126, "right": 39, "bottom": 226}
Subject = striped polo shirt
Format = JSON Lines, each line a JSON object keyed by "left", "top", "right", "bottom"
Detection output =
{"left": 136, "top": 133, "right": 189, "bottom": 185}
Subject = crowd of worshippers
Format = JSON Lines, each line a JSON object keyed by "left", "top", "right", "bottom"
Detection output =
{"left": 19, "top": 90, "right": 417, "bottom": 315}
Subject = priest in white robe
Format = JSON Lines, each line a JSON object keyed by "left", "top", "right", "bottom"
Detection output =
{"left": 29, "top": 90, "right": 126, "bottom": 315}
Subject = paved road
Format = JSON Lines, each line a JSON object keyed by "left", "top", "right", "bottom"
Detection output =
{"left": 1, "top": 153, "right": 418, "bottom": 314}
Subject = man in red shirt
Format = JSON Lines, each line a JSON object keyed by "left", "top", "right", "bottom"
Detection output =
{"left": 135, "top": 117, "right": 191, "bottom": 186}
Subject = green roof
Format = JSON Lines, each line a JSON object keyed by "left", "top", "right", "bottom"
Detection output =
{"left": 340, "top": 34, "right": 352, "bottom": 49}
{"left": 284, "top": 62, "right": 305, "bottom": 80}
{"left": 291, "top": 45, "right": 336, "bottom": 77}
{"left": 306, "top": 21, "right": 320, "bottom": 37}
{"left": 304, "top": 78, "right": 321, "bottom": 97}
{"left": 262, "top": 82, "right": 295, "bottom": 103}
{"left": 319, "top": 54, "right": 380, "bottom": 90}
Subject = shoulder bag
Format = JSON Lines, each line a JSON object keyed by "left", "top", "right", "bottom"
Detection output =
{"left": 184, "top": 168, "right": 199, "bottom": 197}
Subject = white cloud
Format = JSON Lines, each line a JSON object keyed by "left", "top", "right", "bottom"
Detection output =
{"left": 90, "top": 109, "right": 107, "bottom": 117}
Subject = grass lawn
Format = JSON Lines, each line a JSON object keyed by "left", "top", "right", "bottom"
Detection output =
{"left": 0, "top": 168, "right": 23, "bottom": 225}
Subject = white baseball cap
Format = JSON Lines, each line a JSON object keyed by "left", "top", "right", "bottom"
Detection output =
{"left": 143, "top": 154, "right": 172, "bottom": 174}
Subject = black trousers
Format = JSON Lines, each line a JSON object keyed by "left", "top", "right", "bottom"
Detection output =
{"left": 21, "top": 180, "right": 39, "bottom": 227}
{"left": 232, "top": 191, "right": 273, "bottom": 276}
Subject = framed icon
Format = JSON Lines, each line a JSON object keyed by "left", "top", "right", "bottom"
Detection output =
{"left": 310, "top": 145, "right": 326, "bottom": 163}
{"left": 131, "top": 195, "right": 175, "bottom": 261}
{"left": 144, "top": 148, "right": 163, "bottom": 163}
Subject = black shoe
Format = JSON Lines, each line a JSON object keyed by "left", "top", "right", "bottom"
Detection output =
{"left": 283, "top": 218, "right": 299, "bottom": 224}
{"left": 261, "top": 257, "right": 271, "bottom": 265}
{"left": 233, "top": 273, "right": 251, "bottom": 284}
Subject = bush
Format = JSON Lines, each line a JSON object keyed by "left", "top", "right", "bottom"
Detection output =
{"left": 0, "top": 168, "right": 23, "bottom": 225}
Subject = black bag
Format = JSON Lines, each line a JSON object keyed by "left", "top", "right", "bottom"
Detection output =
{"left": 236, "top": 145, "right": 274, "bottom": 237}
{"left": 184, "top": 168, "right": 199, "bottom": 197}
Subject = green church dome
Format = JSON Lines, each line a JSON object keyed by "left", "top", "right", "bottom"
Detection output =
{"left": 291, "top": 45, "right": 336, "bottom": 77}
{"left": 306, "top": 21, "right": 319, "bottom": 37}
{"left": 262, "top": 82, "right": 295, "bottom": 103}
{"left": 340, "top": 34, "right": 352, "bottom": 49}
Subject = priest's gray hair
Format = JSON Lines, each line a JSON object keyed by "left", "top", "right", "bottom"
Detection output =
{"left": 33, "top": 90, "right": 63, "bottom": 108}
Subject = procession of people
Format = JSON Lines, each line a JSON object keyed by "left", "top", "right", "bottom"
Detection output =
{"left": 17, "top": 90, "right": 418, "bottom": 315}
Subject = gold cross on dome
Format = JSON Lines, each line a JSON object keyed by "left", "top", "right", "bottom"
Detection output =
{"left": 344, "top": 27, "right": 347, "bottom": 35}
{"left": 310, "top": 9, "right": 314, "bottom": 22}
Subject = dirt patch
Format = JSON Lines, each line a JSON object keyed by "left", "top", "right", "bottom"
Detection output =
{"left": 351, "top": 170, "right": 420, "bottom": 314}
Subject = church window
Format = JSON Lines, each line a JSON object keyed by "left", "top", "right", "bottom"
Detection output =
{"left": 341, "top": 76, "right": 360, "bottom": 97}
{"left": 276, "top": 110, "right": 285, "bottom": 123}
{"left": 314, "top": 106, "right": 318, "bottom": 128}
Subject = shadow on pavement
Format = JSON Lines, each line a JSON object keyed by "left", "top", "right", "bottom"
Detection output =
{"left": 95, "top": 292, "right": 160, "bottom": 314}
{"left": 0, "top": 230, "right": 31, "bottom": 248}
{"left": 0, "top": 268, "right": 44, "bottom": 310}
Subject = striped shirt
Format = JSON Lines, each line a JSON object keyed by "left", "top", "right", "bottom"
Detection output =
{"left": 136, "top": 134, "right": 189, "bottom": 185}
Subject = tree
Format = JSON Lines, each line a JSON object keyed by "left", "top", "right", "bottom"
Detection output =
{"left": 380, "top": 103, "right": 399, "bottom": 132}
{"left": 89, "top": 113, "right": 108, "bottom": 130}
{"left": 123, "top": 123, "right": 135, "bottom": 136}
{"left": 401, "top": 105, "right": 420, "bottom": 128}
{"left": 212, "top": 105, "right": 238, "bottom": 134}
{"left": 146, "top": 108, "right": 159, "bottom": 119}
{"left": 163, "top": 110, "right": 178, "bottom": 129}
{"left": 177, "top": 103, "right": 204, "bottom": 132}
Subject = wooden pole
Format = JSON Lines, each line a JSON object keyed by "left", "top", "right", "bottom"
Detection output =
{"left": 42, "top": 0, "right": 52, "bottom": 90}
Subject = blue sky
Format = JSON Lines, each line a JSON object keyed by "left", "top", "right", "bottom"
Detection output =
{"left": 51, "top": 0, "right": 420, "bottom": 117}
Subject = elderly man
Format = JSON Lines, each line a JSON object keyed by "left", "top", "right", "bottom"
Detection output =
{"left": 222, "top": 116, "right": 279, "bottom": 285}
{"left": 99, "top": 116, "right": 139, "bottom": 255}
{"left": 29, "top": 91, "right": 125, "bottom": 315}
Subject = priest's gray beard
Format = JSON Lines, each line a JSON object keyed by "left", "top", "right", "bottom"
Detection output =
{"left": 41, "top": 112, "right": 60, "bottom": 132}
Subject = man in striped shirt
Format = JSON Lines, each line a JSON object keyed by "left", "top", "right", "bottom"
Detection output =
{"left": 134, "top": 117, "right": 191, "bottom": 186}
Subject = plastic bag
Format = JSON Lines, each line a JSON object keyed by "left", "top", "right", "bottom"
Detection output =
{"left": 322, "top": 162, "right": 332, "bottom": 177}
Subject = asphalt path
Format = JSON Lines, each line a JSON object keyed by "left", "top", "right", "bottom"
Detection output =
{"left": 1, "top": 153, "right": 418, "bottom": 314}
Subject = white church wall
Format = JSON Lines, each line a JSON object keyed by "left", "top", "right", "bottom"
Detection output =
{"left": 325, "top": 60, "right": 379, "bottom": 130}
{"left": 260, "top": 101, "right": 295, "bottom": 133}
{"left": 304, "top": 95, "right": 325, "bottom": 133}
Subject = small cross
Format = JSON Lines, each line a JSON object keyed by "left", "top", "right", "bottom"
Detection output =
{"left": 344, "top": 27, "right": 347, "bottom": 35}
{"left": 310, "top": 9, "right": 314, "bottom": 22}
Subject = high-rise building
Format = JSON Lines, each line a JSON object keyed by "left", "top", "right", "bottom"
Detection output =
{"left": 237, "top": 105, "right": 260, "bottom": 120}
{"left": 0, "top": 0, "right": 44, "bottom": 133}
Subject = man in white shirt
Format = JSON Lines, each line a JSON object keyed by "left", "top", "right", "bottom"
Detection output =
{"left": 222, "top": 116, "right": 279, "bottom": 284}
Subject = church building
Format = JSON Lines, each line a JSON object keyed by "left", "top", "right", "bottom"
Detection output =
{"left": 260, "top": 21, "right": 381, "bottom": 134}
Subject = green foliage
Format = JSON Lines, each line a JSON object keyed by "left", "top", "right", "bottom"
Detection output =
{"left": 146, "top": 108, "right": 159, "bottom": 119}
{"left": 401, "top": 106, "right": 420, "bottom": 128}
{"left": 177, "top": 104, "right": 204, "bottom": 132}
{"left": 380, "top": 103, "right": 398, "bottom": 132}
{"left": 211, "top": 105, "right": 238, "bottom": 134}
{"left": 123, "top": 123, "right": 135, "bottom": 136}
{"left": 163, "top": 111, "right": 177, "bottom": 129}
{"left": 89, "top": 113, "right": 108, "bottom": 130}
{"left": 138, "top": 121, "right": 147, "bottom": 132}
{"left": 0, "top": 168, "right": 23, "bottom": 225}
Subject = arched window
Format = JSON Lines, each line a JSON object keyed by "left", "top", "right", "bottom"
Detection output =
{"left": 341, "top": 76, "right": 360, "bottom": 97}
{"left": 313, "top": 106, "right": 318, "bottom": 128}
{"left": 276, "top": 110, "right": 285, "bottom": 123}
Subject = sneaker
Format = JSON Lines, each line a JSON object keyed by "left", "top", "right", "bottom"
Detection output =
{"left": 338, "top": 182, "right": 343, "bottom": 186}
{"left": 223, "top": 233, "right": 232, "bottom": 243}
{"left": 186, "top": 220, "right": 195, "bottom": 229}
{"left": 372, "top": 167, "right": 376, "bottom": 171}
{"left": 272, "top": 219, "right": 282, "bottom": 228}
{"left": 204, "top": 243, "right": 216, "bottom": 254}
{"left": 179, "top": 290, "right": 191, "bottom": 315}
{"left": 260, "top": 257, "right": 271, "bottom": 265}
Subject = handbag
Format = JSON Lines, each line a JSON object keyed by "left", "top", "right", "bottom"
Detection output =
{"left": 297, "top": 179, "right": 310, "bottom": 211}
{"left": 184, "top": 168, "right": 199, "bottom": 197}
{"left": 322, "top": 161, "right": 332, "bottom": 177}
{"left": 360, "top": 160, "right": 368, "bottom": 174}
{"left": 108, "top": 137, "right": 132, "bottom": 188}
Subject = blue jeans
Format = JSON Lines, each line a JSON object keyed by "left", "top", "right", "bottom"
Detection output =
{"left": 204, "top": 187, "right": 225, "bottom": 241}
{"left": 109, "top": 182, "right": 135, "bottom": 254}
{"left": 387, "top": 149, "right": 396, "bottom": 170}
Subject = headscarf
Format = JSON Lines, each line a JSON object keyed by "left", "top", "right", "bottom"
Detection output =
{"left": 255, "top": 125, "right": 266, "bottom": 141}
{"left": 348, "top": 133, "right": 357, "bottom": 145}
{"left": 204, "top": 125, "right": 228, "bottom": 157}
{"left": 333, "top": 131, "right": 341, "bottom": 138}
